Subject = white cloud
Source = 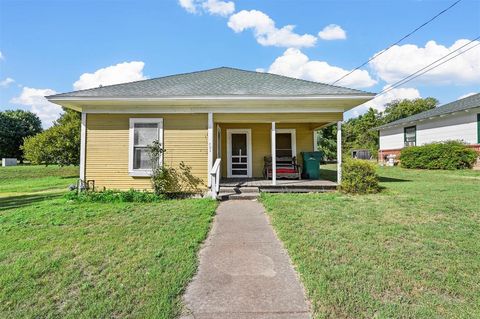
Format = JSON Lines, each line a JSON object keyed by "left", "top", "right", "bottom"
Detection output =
{"left": 228, "top": 10, "right": 317, "bottom": 48}
{"left": 10, "top": 87, "right": 63, "bottom": 128}
{"left": 0, "top": 77, "right": 15, "bottom": 88}
{"left": 359, "top": 86, "right": 421, "bottom": 114}
{"left": 73, "top": 61, "right": 146, "bottom": 90}
{"left": 179, "top": 0, "right": 197, "bottom": 13}
{"left": 458, "top": 92, "right": 477, "bottom": 100}
{"left": 179, "top": 0, "right": 235, "bottom": 16}
{"left": 369, "top": 39, "right": 480, "bottom": 85}
{"left": 318, "top": 24, "right": 346, "bottom": 40}
{"left": 266, "top": 48, "right": 376, "bottom": 88}
{"left": 202, "top": 0, "right": 235, "bottom": 16}
{"left": 0, "top": 51, "right": 4, "bottom": 60}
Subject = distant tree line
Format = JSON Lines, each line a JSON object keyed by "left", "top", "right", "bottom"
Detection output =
{"left": 0, "top": 108, "right": 80, "bottom": 165}
{"left": 0, "top": 110, "right": 42, "bottom": 162}
{"left": 317, "top": 97, "right": 439, "bottom": 160}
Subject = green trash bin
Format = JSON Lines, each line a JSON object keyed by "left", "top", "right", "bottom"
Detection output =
{"left": 301, "top": 151, "right": 322, "bottom": 180}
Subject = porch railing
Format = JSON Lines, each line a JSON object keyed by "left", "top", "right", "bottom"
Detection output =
{"left": 210, "top": 158, "right": 221, "bottom": 199}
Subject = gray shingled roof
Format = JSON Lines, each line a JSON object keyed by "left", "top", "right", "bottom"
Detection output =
{"left": 375, "top": 93, "right": 480, "bottom": 130}
{"left": 47, "top": 67, "right": 374, "bottom": 99}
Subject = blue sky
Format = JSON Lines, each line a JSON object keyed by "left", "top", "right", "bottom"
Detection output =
{"left": 0, "top": 0, "right": 479, "bottom": 127}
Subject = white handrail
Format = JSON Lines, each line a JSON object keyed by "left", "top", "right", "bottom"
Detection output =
{"left": 210, "top": 158, "right": 221, "bottom": 199}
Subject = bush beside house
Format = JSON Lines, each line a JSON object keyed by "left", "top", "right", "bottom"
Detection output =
{"left": 340, "top": 159, "right": 380, "bottom": 194}
{"left": 148, "top": 140, "right": 203, "bottom": 197}
{"left": 400, "top": 141, "right": 478, "bottom": 170}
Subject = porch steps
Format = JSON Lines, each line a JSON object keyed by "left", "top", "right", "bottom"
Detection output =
{"left": 217, "top": 183, "right": 337, "bottom": 200}
{"left": 217, "top": 186, "right": 260, "bottom": 201}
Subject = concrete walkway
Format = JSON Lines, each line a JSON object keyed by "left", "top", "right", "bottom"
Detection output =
{"left": 181, "top": 200, "right": 311, "bottom": 319}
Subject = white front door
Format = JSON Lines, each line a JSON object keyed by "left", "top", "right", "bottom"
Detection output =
{"left": 227, "top": 129, "right": 252, "bottom": 178}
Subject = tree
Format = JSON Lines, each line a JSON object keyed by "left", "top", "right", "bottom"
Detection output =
{"left": 382, "top": 97, "right": 438, "bottom": 123}
{"left": 343, "top": 108, "right": 382, "bottom": 157}
{"left": 316, "top": 97, "right": 440, "bottom": 160}
{"left": 22, "top": 109, "right": 80, "bottom": 166}
{"left": 316, "top": 124, "right": 337, "bottom": 161}
{"left": 0, "top": 110, "right": 42, "bottom": 161}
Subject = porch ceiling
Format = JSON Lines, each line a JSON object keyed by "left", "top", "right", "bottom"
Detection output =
{"left": 213, "top": 112, "right": 342, "bottom": 124}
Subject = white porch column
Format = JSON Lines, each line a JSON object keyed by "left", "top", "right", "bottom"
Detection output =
{"left": 337, "top": 121, "right": 342, "bottom": 184}
{"left": 207, "top": 112, "right": 213, "bottom": 188}
{"left": 80, "top": 112, "right": 86, "bottom": 181}
{"left": 271, "top": 121, "right": 276, "bottom": 185}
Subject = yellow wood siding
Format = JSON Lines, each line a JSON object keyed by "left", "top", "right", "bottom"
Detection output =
{"left": 85, "top": 114, "right": 208, "bottom": 190}
{"left": 218, "top": 123, "right": 317, "bottom": 177}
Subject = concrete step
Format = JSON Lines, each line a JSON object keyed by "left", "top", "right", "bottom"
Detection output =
{"left": 217, "top": 192, "right": 260, "bottom": 200}
{"left": 218, "top": 186, "right": 260, "bottom": 193}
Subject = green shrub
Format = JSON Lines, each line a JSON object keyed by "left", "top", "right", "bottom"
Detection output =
{"left": 150, "top": 162, "right": 204, "bottom": 197}
{"left": 340, "top": 159, "right": 380, "bottom": 194}
{"left": 148, "top": 140, "right": 204, "bottom": 197}
{"left": 400, "top": 141, "right": 478, "bottom": 170}
{"left": 65, "top": 189, "right": 164, "bottom": 203}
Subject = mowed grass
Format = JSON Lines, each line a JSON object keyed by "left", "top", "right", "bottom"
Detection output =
{"left": 0, "top": 166, "right": 217, "bottom": 318}
{"left": 262, "top": 165, "right": 480, "bottom": 319}
{"left": 0, "top": 165, "right": 79, "bottom": 209}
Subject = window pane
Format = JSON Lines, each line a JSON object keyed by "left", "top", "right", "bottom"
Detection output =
{"left": 133, "top": 147, "right": 152, "bottom": 169}
{"left": 232, "top": 169, "right": 247, "bottom": 176}
{"left": 134, "top": 123, "right": 158, "bottom": 146}
{"left": 405, "top": 127, "right": 416, "bottom": 146}
{"left": 277, "top": 150, "right": 292, "bottom": 157}
{"left": 406, "top": 128, "right": 415, "bottom": 138}
{"left": 276, "top": 133, "right": 292, "bottom": 156}
{"left": 232, "top": 163, "right": 247, "bottom": 169}
{"left": 276, "top": 133, "right": 291, "bottom": 149}
{"left": 232, "top": 133, "right": 247, "bottom": 156}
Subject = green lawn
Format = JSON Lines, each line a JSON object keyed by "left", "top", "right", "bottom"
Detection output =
{"left": 262, "top": 165, "right": 480, "bottom": 319}
{"left": 0, "top": 165, "right": 217, "bottom": 318}
{"left": 0, "top": 165, "right": 79, "bottom": 209}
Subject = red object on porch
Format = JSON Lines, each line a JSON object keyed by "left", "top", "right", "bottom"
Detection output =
{"left": 276, "top": 168, "right": 297, "bottom": 174}
{"left": 263, "top": 156, "right": 301, "bottom": 179}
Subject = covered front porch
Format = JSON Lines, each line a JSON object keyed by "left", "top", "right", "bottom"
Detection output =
{"left": 207, "top": 112, "right": 343, "bottom": 198}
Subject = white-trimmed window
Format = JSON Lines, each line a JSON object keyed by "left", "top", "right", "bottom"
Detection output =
{"left": 129, "top": 118, "right": 163, "bottom": 176}
{"left": 404, "top": 126, "right": 416, "bottom": 147}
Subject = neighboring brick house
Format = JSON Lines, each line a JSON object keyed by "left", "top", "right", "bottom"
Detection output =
{"left": 375, "top": 93, "right": 480, "bottom": 164}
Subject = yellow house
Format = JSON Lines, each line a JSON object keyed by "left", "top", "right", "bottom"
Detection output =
{"left": 47, "top": 67, "right": 374, "bottom": 197}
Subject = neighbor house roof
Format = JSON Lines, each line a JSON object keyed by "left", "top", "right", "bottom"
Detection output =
{"left": 375, "top": 93, "right": 480, "bottom": 130}
{"left": 46, "top": 67, "right": 374, "bottom": 100}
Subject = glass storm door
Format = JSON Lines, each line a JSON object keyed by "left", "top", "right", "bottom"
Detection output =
{"left": 228, "top": 130, "right": 251, "bottom": 178}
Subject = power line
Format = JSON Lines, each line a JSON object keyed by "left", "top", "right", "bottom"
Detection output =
{"left": 378, "top": 38, "right": 480, "bottom": 96}
{"left": 375, "top": 37, "right": 480, "bottom": 98}
{"left": 330, "top": 0, "right": 463, "bottom": 86}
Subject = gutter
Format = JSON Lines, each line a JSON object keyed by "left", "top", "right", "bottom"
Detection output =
{"left": 46, "top": 94, "right": 376, "bottom": 102}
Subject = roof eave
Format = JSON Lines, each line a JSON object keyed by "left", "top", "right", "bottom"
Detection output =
{"left": 47, "top": 94, "right": 375, "bottom": 114}
{"left": 46, "top": 94, "right": 375, "bottom": 102}
{"left": 374, "top": 106, "right": 480, "bottom": 131}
